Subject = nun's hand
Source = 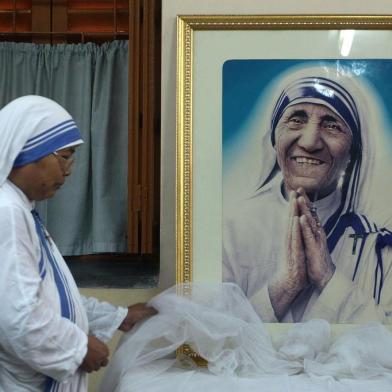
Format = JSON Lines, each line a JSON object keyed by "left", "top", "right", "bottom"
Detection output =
{"left": 118, "top": 303, "right": 157, "bottom": 332}
{"left": 80, "top": 335, "right": 109, "bottom": 373}
{"left": 297, "top": 190, "right": 335, "bottom": 291}
{"left": 268, "top": 191, "right": 309, "bottom": 320}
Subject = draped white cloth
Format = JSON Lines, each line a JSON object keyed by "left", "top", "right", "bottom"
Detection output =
{"left": 100, "top": 284, "right": 392, "bottom": 392}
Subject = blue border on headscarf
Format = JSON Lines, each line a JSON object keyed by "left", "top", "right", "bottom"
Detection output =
{"left": 13, "top": 126, "right": 82, "bottom": 167}
{"left": 270, "top": 76, "right": 361, "bottom": 147}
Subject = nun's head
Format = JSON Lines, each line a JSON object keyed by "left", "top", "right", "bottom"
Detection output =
{"left": 274, "top": 102, "right": 353, "bottom": 199}
{"left": 0, "top": 95, "right": 83, "bottom": 201}
{"left": 9, "top": 146, "right": 77, "bottom": 201}
{"left": 270, "top": 76, "right": 361, "bottom": 200}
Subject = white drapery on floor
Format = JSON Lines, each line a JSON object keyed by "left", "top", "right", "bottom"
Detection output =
{"left": 100, "top": 284, "right": 392, "bottom": 392}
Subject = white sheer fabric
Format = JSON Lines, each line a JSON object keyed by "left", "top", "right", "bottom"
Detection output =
{"left": 100, "top": 284, "right": 392, "bottom": 391}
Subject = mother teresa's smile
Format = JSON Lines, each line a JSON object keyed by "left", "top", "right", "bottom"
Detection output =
{"left": 292, "top": 156, "right": 325, "bottom": 165}
{"left": 275, "top": 102, "right": 352, "bottom": 198}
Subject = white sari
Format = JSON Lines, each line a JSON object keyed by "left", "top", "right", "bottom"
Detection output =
{"left": 0, "top": 96, "right": 127, "bottom": 391}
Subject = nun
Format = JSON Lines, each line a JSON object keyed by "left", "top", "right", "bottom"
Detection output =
{"left": 223, "top": 65, "right": 392, "bottom": 324}
{"left": 0, "top": 96, "right": 156, "bottom": 391}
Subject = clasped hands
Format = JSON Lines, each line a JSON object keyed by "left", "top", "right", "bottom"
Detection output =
{"left": 269, "top": 188, "right": 335, "bottom": 320}
{"left": 80, "top": 302, "right": 157, "bottom": 373}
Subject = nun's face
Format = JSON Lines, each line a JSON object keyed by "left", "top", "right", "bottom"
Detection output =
{"left": 9, "top": 147, "right": 75, "bottom": 201}
{"left": 275, "top": 103, "right": 352, "bottom": 199}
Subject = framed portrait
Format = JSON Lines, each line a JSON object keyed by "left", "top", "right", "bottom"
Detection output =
{"left": 176, "top": 15, "right": 392, "bottom": 326}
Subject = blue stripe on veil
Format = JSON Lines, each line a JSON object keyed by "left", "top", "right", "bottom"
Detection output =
{"left": 31, "top": 209, "right": 76, "bottom": 391}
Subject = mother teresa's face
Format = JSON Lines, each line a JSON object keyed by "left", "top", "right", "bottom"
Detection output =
{"left": 275, "top": 103, "right": 352, "bottom": 199}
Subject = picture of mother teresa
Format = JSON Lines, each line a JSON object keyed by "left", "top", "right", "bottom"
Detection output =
{"left": 223, "top": 63, "right": 392, "bottom": 324}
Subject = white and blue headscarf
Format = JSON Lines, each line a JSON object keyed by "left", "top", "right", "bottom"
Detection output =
{"left": 265, "top": 73, "right": 362, "bottom": 234}
{"left": 0, "top": 95, "right": 83, "bottom": 186}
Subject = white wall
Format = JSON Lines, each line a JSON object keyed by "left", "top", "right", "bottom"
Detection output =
{"left": 159, "top": 0, "right": 392, "bottom": 288}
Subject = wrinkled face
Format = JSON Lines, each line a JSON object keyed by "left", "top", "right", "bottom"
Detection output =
{"left": 275, "top": 103, "right": 353, "bottom": 199}
{"left": 9, "top": 147, "right": 76, "bottom": 201}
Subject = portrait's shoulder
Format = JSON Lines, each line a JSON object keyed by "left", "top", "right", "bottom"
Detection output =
{"left": 224, "top": 185, "right": 280, "bottom": 223}
{"left": 350, "top": 212, "right": 392, "bottom": 251}
{"left": 353, "top": 211, "right": 392, "bottom": 233}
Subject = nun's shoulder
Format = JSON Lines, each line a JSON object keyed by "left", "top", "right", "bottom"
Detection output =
{"left": 0, "top": 182, "right": 32, "bottom": 220}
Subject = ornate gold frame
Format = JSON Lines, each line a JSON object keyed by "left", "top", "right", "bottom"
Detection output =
{"left": 175, "top": 13, "right": 392, "bottom": 363}
{"left": 176, "top": 14, "right": 392, "bottom": 286}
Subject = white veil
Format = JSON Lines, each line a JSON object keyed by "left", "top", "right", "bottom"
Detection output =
{"left": 0, "top": 95, "right": 83, "bottom": 186}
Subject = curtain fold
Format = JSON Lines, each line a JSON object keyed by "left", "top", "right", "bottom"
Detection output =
{"left": 0, "top": 41, "right": 129, "bottom": 255}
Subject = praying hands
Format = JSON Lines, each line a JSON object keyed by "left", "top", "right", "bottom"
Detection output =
{"left": 268, "top": 188, "right": 335, "bottom": 320}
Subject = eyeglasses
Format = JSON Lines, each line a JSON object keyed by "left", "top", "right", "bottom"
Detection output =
{"left": 52, "top": 151, "right": 75, "bottom": 173}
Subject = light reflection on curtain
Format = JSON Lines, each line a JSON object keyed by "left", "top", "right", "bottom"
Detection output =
{"left": 0, "top": 41, "right": 128, "bottom": 255}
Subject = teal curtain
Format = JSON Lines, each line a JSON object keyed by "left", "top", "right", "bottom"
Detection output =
{"left": 0, "top": 41, "right": 128, "bottom": 255}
